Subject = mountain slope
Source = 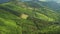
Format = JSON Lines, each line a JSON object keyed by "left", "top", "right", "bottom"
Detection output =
{"left": 0, "top": 1, "right": 60, "bottom": 34}
{"left": 24, "top": 1, "right": 60, "bottom": 21}
{"left": 0, "top": 10, "right": 22, "bottom": 34}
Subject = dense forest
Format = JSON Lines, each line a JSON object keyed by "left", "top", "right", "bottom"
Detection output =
{"left": 0, "top": 0, "right": 60, "bottom": 34}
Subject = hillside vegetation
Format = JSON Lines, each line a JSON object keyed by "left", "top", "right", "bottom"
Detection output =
{"left": 0, "top": 1, "right": 60, "bottom": 34}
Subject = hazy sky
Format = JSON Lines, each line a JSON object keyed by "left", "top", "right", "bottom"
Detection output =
{"left": 39, "top": 0, "right": 60, "bottom": 3}
{"left": 39, "top": 0, "right": 46, "bottom": 1}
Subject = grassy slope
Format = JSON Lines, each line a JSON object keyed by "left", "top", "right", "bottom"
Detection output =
{"left": 0, "top": 2, "right": 60, "bottom": 34}
{"left": 0, "top": 3, "right": 22, "bottom": 34}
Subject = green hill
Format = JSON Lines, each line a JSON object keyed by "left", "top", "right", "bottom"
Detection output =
{"left": 0, "top": 1, "right": 60, "bottom": 34}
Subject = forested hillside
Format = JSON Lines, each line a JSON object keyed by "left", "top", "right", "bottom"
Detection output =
{"left": 0, "top": 0, "right": 60, "bottom": 34}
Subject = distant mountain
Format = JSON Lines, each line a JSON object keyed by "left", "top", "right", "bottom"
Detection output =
{"left": 38, "top": 1, "right": 60, "bottom": 11}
